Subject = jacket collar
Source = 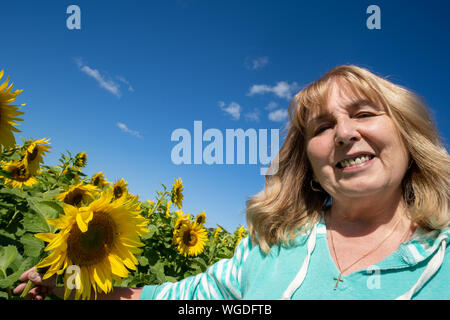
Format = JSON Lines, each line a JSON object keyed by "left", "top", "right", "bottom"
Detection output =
{"left": 315, "top": 214, "right": 449, "bottom": 269}
{"left": 399, "top": 226, "right": 449, "bottom": 266}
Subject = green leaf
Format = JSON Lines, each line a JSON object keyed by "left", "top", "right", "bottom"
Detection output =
{"left": 0, "top": 188, "right": 27, "bottom": 199}
{"left": 23, "top": 198, "right": 61, "bottom": 233}
{"left": 27, "top": 198, "right": 61, "bottom": 220}
{"left": 37, "top": 200, "right": 64, "bottom": 217}
{"left": 141, "top": 225, "right": 158, "bottom": 240}
{"left": 41, "top": 189, "right": 63, "bottom": 200}
{"left": 150, "top": 261, "right": 166, "bottom": 283}
{"left": 138, "top": 256, "right": 149, "bottom": 267}
{"left": 9, "top": 152, "right": 21, "bottom": 161}
{"left": 165, "top": 276, "right": 178, "bottom": 283}
{"left": 0, "top": 255, "right": 35, "bottom": 289}
{"left": 22, "top": 211, "right": 50, "bottom": 233}
{"left": 0, "top": 201, "right": 15, "bottom": 210}
{"left": 144, "top": 248, "right": 160, "bottom": 266}
{"left": 0, "top": 245, "right": 18, "bottom": 277}
{"left": 0, "top": 230, "right": 20, "bottom": 247}
{"left": 193, "top": 257, "right": 208, "bottom": 272}
{"left": 20, "top": 233, "right": 44, "bottom": 258}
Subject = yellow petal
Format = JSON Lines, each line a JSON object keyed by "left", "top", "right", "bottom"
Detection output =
{"left": 88, "top": 266, "right": 98, "bottom": 300}
{"left": 119, "top": 236, "right": 144, "bottom": 248}
{"left": 108, "top": 254, "right": 129, "bottom": 278}
{"left": 81, "top": 267, "right": 91, "bottom": 300}
{"left": 64, "top": 286, "right": 72, "bottom": 300}
{"left": 114, "top": 243, "right": 138, "bottom": 269}
{"left": 44, "top": 233, "right": 67, "bottom": 252}
{"left": 34, "top": 232, "right": 57, "bottom": 243}
{"left": 45, "top": 251, "right": 67, "bottom": 277}
{"left": 92, "top": 263, "right": 109, "bottom": 293}
{"left": 76, "top": 208, "right": 93, "bottom": 233}
{"left": 47, "top": 215, "right": 71, "bottom": 229}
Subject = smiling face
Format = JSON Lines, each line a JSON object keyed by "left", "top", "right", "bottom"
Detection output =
{"left": 305, "top": 80, "right": 410, "bottom": 201}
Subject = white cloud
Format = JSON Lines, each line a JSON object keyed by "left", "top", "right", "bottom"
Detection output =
{"left": 265, "top": 101, "right": 278, "bottom": 110}
{"left": 244, "top": 108, "right": 260, "bottom": 122}
{"left": 249, "top": 56, "right": 269, "bottom": 70}
{"left": 218, "top": 101, "right": 241, "bottom": 120}
{"left": 116, "top": 76, "right": 135, "bottom": 92}
{"left": 248, "top": 81, "right": 300, "bottom": 100}
{"left": 75, "top": 58, "right": 134, "bottom": 98}
{"left": 117, "top": 122, "right": 143, "bottom": 138}
{"left": 268, "top": 109, "right": 289, "bottom": 122}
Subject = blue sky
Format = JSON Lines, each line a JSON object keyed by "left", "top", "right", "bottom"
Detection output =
{"left": 1, "top": 0, "right": 449, "bottom": 231}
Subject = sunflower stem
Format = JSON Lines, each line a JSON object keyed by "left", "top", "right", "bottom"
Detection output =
{"left": 20, "top": 280, "right": 34, "bottom": 298}
{"left": 18, "top": 261, "right": 44, "bottom": 299}
{"left": 6, "top": 210, "right": 19, "bottom": 229}
{"left": 148, "top": 191, "right": 170, "bottom": 217}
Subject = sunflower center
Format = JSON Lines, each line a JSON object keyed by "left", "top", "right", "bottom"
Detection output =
{"left": 27, "top": 147, "right": 38, "bottom": 162}
{"left": 196, "top": 216, "right": 205, "bottom": 224}
{"left": 12, "top": 165, "right": 30, "bottom": 182}
{"left": 64, "top": 190, "right": 84, "bottom": 207}
{"left": 113, "top": 186, "right": 123, "bottom": 199}
{"left": 182, "top": 230, "right": 198, "bottom": 246}
{"left": 67, "top": 213, "right": 116, "bottom": 266}
{"left": 76, "top": 154, "right": 87, "bottom": 167}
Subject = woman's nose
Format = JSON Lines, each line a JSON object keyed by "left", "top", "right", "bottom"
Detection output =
{"left": 334, "top": 118, "right": 361, "bottom": 146}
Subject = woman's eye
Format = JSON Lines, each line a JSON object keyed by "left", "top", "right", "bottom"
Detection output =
{"left": 356, "top": 112, "right": 374, "bottom": 118}
{"left": 314, "top": 125, "right": 332, "bottom": 135}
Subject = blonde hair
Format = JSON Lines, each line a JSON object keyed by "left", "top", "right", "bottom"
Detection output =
{"left": 246, "top": 65, "right": 450, "bottom": 254}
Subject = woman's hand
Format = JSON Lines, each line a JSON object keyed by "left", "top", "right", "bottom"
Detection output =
{"left": 13, "top": 266, "right": 143, "bottom": 300}
{"left": 13, "top": 267, "right": 57, "bottom": 300}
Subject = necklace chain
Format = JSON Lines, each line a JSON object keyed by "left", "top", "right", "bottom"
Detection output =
{"left": 328, "top": 214, "right": 404, "bottom": 290}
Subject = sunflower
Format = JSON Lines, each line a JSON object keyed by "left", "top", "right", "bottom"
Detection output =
{"left": 0, "top": 70, "right": 25, "bottom": 148}
{"left": 195, "top": 211, "right": 206, "bottom": 225}
{"left": 35, "top": 189, "right": 149, "bottom": 300}
{"left": 112, "top": 178, "right": 128, "bottom": 200}
{"left": 234, "top": 225, "right": 247, "bottom": 249}
{"left": 171, "top": 177, "right": 184, "bottom": 209}
{"left": 90, "top": 172, "right": 108, "bottom": 188}
{"left": 172, "top": 210, "right": 190, "bottom": 244}
{"left": 1, "top": 160, "right": 37, "bottom": 189}
{"left": 54, "top": 183, "right": 98, "bottom": 207}
{"left": 62, "top": 166, "right": 82, "bottom": 183}
{"left": 22, "top": 138, "right": 51, "bottom": 174}
{"left": 165, "top": 200, "right": 172, "bottom": 218}
{"left": 173, "top": 220, "right": 208, "bottom": 257}
{"left": 213, "top": 226, "right": 222, "bottom": 239}
{"left": 74, "top": 151, "right": 88, "bottom": 168}
{"left": 174, "top": 209, "right": 190, "bottom": 224}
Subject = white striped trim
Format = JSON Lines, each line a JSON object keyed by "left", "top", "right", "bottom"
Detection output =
{"left": 153, "top": 235, "right": 252, "bottom": 300}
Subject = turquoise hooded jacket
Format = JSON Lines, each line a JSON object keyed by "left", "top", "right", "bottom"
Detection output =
{"left": 140, "top": 217, "right": 450, "bottom": 300}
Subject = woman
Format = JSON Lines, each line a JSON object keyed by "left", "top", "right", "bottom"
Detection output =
{"left": 15, "top": 65, "right": 450, "bottom": 300}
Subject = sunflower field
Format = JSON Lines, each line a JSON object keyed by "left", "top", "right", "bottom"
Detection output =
{"left": 0, "top": 70, "right": 247, "bottom": 300}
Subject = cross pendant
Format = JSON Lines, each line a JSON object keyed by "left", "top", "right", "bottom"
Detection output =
{"left": 333, "top": 273, "right": 344, "bottom": 290}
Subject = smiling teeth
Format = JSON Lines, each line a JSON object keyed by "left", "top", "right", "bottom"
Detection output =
{"left": 339, "top": 155, "right": 372, "bottom": 168}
